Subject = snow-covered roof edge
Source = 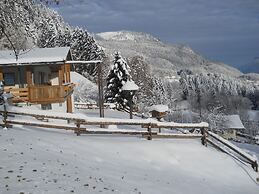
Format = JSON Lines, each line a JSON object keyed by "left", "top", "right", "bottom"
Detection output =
{"left": 0, "top": 47, "right": 71, "bottom": 65}
{"left": 121, "top": 80, "right": 139, "bottom": 91}
{"left": 149, "top": 104, "right": 169, "bottom": 112}
{"left": 224, "top": 115, "right": 245, "bottom": 129}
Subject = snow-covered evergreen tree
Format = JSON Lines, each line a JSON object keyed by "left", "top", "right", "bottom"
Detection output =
{"left": 127, "top": 56, "right": 153, "bottom": 109}
{"left": 105, "top": 52, "right": 132, "bottom": 108}
{"left": 150, "top": 77, "right": 168, "bottom": 105}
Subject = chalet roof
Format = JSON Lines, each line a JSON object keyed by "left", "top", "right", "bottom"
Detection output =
{"left": 121, "top": 80, "right": 139, "bottom": 91}
{"left": 149, "top": 104, "right": 169, "bottom": 113}
{"left": 0, "top": 47, "right": 71, "bottom": 65}
{"left": 224, "top": 115, "right": 245, "bottom": 130}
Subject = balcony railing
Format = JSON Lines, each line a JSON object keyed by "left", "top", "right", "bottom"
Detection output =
{"left": 4, "top": 84, "right": 74, "bottom": 104}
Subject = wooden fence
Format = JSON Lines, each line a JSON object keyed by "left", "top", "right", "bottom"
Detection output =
{"left": 0, "top": 106, "right": 207, "bottom": 139}
{"left": 74, "top": 102, "right": 112, "bottom": 110}
{"left": 207, "top": 131, "right": 258, "bottom": 172}
{"left": 0, "top": 106, "right": 257, "bottom": 172}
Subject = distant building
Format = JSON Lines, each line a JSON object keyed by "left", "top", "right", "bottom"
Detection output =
{"left": 223, "top": 115, "right": 245, "bottom": 140}
{"left": 149, "top": 104, "right": 169, "bottom": 120}
{"left": 0, "top": 47, "right": 74, "bottom": 113}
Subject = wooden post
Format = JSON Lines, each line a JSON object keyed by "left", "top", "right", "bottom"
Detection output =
{"left": 252, "top": 161, "right": 258, "bottom": 172}
{"left": 58, "top": 65, "right": 65, "bottom": 85}
{"left": 97, "top": 62, "right": 104, "bottom": 119}
{"left": 26, "top": 67, "right": 33, "bottom": 86}
{"left": 147, "top": 124, "right": 152, "bottom": 140}
{"left": 75, "top": 122, "right": 81, "bottom": 136}
{"left": 201, "top": 128, "right": 207, "bottom": 146}
{"left": 65, "top": 64, "right": 73, "bottom": 113}
{"left": 129, "top": 94, "right": 133, "bottom": 119}
{"left": 3, "top": 104, "right": 7, "bottom": 129}
{"left": 0, "top": 67, "right": 3, "bottom": 81}
{"left": 67, "top": 96, "right": 73, "bottom": 113}
{"left": 158, "top": 118, "right": 161, "bottom": 133}
{"left": 65, "top": 64, "right": 71, "bottom": 83}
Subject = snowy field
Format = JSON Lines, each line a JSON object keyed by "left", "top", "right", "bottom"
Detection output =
{"left": 232, "top": 141, "right": 259, "bottom": 161}
{"left": 1, "top": 122, "right": 259, "bottom": 194}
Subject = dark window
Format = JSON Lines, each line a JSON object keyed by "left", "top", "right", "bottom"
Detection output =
{"left": 41, "top": 104, "right": 52, "bottom": 110}
{"left": 4, "top": 73, "right": 15, "bottom": 86}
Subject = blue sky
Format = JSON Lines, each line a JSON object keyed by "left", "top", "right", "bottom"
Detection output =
{"left": 54, "top": 0, "right": 259, "bottom": 70}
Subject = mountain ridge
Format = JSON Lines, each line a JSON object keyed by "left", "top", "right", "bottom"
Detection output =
{"left": 96, "top": 30, "right": 161, "bottom": 43}
{"left": 95, "top": 30, "right": 243, "bottom": 78}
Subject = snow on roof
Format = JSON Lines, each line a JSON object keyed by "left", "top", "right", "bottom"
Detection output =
{"left": 0, "top": 47, "right": 70, "bottom": 65}
{"left": 121, "top": 80, "right": 139, "bottom": 91}
{"left": 224, "top": 115, "right": 245, "bottom": 129}
{"left": 150, "top": 104, "right": 169, "bottom": 112}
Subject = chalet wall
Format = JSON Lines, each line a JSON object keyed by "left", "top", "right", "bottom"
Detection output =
{"left": 33, "top": 66, "right": 51, "bottom": 85}
{"left": 50, "top": 72, "right": 59, "bottom": 85}
{"left": 32, "top": 101, "right": 67, "bottom": 112}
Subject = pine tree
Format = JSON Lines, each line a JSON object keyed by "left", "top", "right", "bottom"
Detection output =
{"left": 105, "top": 52, "right": 132, "bottom": 108}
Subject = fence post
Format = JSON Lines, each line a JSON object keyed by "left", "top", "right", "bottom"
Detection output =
{"left": 201, "top": 128, "right": 207, "bottom": 146}
{"left": 252, "top": 161, "right": 258, "bottom": 172}
{"left": 3, "top": 104, "right": 7, "bottom": 129}
{"left": 75, "top": 121, "right": 81, "bottom": 136}
{"left": 147, "top": 124, "right": 152, "bottom": 140}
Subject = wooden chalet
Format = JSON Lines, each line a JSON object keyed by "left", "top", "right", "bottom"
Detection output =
{"left": 223, "top": 115, "right": 245, "bottom": 140}
{"left": 149, "top": 105, "right": 169, "bottom": 121}
{"left": 0, "top": 47, "right": 74, "bottom": 113}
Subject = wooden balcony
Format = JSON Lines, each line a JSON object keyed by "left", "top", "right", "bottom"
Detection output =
{"left": 4, "top": 84, "right": 74, "bottom": 104}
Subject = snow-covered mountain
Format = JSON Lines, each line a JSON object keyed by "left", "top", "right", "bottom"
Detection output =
{"left": 96, "top": 31, "right": 160, "bottom": 42}
{"left": 95, "top": 31, "right": 242, "bottom": 78}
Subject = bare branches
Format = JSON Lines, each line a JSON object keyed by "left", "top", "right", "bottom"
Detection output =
{"left": 0, "top": 24, "right": 19, "bottom": 61}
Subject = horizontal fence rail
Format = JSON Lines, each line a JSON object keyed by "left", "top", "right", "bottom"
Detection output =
{"left": 0, "top": 106, "right": 208, "bottom": 138}
{"left": 0, "top": 106, "right": 257, "bottom": 172}
{"left": 207, "top": 131, "right": 258, "bottom": 172}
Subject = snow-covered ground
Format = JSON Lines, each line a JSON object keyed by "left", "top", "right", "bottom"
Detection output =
{"left": 232, "top": 141, "right": 259, "bottom": 161}
{"left": 1, "top": 109, "right": 259, "bottom": 194}
{"left": 71, "top": 72, "right": 98, "bottom": 103}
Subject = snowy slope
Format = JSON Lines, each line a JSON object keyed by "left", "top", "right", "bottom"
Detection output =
{"left": 95, "top": 31, "right": 242, "bottom": 78}
{"left": 71, "top": 71, "right": 98, "bottom": 103}
{"left": 0, "top": 107, "right": 258, "bottom": 194}
{"left": 0, "top": 125, "right": 258, "bottom": 194}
